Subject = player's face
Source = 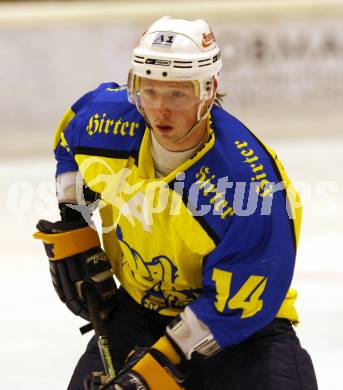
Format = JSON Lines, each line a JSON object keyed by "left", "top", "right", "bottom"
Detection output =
{"left": 139, "top": 78, "right": 206, "bottom": 151}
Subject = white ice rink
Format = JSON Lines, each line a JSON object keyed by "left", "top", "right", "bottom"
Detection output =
{"left": 1, "top": 137, "right": 342, "bottom": 389}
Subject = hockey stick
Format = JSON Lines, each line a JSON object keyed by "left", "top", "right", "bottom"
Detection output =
{"left": 83, "top": 285, "right": 116, "bottom": 385}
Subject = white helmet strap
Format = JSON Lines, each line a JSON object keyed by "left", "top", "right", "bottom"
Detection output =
{"left": 172, "top": 78, "right": 216, "bottom": 145}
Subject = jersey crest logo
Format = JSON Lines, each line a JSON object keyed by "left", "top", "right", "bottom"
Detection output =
{"left": 116, "top": 225, "right": 201, "bottom": 312}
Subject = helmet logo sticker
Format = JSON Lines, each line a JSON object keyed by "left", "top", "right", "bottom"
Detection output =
{"left": 213, "top": 51, "right": 221, "bottom": 63}
{"left": 202, "top": 30, "right": 216, "bottom": 48}
{"left": 152, "top": 32, "right": 176, "bottom": 47}
{"left": 145, "top": 58, "right": 171, "bottom": 66}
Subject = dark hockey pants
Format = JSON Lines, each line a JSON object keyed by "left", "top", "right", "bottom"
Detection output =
{"left": 68, "top": 288, "right": 318, "bottom": 390}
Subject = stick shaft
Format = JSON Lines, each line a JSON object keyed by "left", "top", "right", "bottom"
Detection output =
{"left": 85, "top": 287, "right": 117, "bottom": 378}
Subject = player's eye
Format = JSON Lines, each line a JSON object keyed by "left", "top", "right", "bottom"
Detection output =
{"left": 172, "top": 90, "right": 185, "bottom": 98}
{"left": 143, "top": 88, "right": 156, "bottom": 97}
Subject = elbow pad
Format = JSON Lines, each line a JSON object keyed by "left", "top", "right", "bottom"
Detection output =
{"left": 56, "top": 171, "right": 79, "bottom": 203}
{"left": 56, "top": 171, "right": 98, "bottom": 204}
{"left": 56, "top": 171, "right": 98, "bottom": 222}
{"left": 166, "top": 306, "right": 221, "bottom": 360}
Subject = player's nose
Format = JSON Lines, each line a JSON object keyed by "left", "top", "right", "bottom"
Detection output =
{"left": 158, "top": 107, "right": 172, "bottom": 118}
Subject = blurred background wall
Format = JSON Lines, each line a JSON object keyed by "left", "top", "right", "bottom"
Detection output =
{"left": 1, "top": 0, "right": 342, "bottom": 156}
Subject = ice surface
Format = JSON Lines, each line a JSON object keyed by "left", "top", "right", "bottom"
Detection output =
{"left": 0, "top": 137, "right": 342, "bottom": 389}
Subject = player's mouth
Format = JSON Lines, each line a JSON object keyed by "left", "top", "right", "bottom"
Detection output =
{"left": 156, "top": 125, "right": 173, "bottom": 133}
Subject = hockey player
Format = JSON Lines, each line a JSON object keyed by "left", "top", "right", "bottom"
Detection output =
{"left": 34, "top": 16, "right": 318, "bottom": 389}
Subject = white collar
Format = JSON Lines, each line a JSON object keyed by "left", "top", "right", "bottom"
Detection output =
{"left": 150, "top": 132, "right": 205, "bottom": 177}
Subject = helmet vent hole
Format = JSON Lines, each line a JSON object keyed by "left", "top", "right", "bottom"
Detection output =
{"left": 146, "top": 70, "right": 151, "bottom": 75}
{"left": 162, "top": 72, "right": 168, "bottom": 77}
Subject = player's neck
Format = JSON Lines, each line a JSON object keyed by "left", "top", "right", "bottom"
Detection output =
{"left": 150, "top": 129, "right": 207, "bottom": 177}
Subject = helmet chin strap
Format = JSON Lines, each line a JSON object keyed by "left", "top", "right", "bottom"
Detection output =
{"left": 172, "top": 78, "right": 217, "bottom": 145}
{"left": 172, "top": 109, "right": 207, "bottom": 145}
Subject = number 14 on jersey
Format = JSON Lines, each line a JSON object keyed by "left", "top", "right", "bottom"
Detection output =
{"left": 212, "top": 268, "right": 268, "bottom": 318}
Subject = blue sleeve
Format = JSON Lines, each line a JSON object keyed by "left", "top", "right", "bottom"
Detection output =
{"left": 189, "top": 203, "right": 296, "bottom": 348}
{"left": 55, "top": 142, "right": 78, "bottom": 176}
{"left": 54, "top": 82, "right": 119, "bottom": 177}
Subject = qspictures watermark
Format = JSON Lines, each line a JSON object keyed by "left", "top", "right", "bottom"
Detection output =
{"left": 6, "top": 165, "right": 339, "bottom": 233}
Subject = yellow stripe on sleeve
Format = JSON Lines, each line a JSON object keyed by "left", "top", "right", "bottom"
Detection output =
{"left": 53, "top": 108, "right": 75, "bottom": 150}
{"left": 276, "top": 288, "right": 300, "bottom": 324}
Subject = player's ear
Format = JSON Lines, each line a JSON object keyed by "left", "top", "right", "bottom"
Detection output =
{"left": 199, "top": 77, "right": 218, "bottom": 117}
{"left": 206, "top": 77, "right": 218, "bottom": 107}
{"left": 213, "top": 77, "right": 218, "bottom": 92}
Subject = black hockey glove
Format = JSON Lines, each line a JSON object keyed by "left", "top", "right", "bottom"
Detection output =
{"left": 33, "top": 219, "right": 117, "bottom": 320}
{"left": 85, "top": 337, "right": 186, "bottom": 390}
{"left": 112, "top": 346, "right": 185, "bottom": 390}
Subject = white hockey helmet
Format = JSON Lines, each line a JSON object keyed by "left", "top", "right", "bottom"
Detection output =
{"left": 128, "top": 16, "right": 222, "bottom": 121}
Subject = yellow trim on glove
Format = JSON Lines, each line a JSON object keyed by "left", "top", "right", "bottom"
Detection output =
{"left": 33, "top": 226, "right": 100, "bottom": 260}
{"left": 153, "top": 336, "right": 181, "bottom": 365}
{"left": 133, "top": 352, "right": 184, "bottom": 390}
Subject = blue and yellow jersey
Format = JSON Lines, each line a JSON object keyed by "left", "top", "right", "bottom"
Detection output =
{"left": 54, "top": 83, "right": 302, "bottom": 348}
